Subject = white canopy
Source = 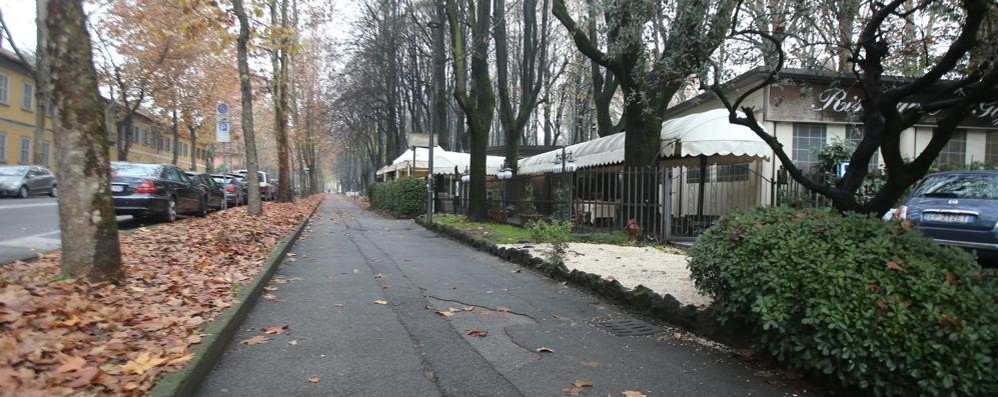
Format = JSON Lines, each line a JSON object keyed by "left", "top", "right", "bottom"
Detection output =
{"left": 518, "top": 109, "right": 771, "bottom": 175}
{"left": 384, "top": 146, "right": 505, "bottom": 175}
{"left": 659, "top": 109, "right": 772, "bottom": 159}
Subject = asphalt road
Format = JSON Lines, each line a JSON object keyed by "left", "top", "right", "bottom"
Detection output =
{"left": 197, "top": 196, "right": 818, "bottom": 397}
{"left": 0, "top": 196, "right": 155, "bottom": 264}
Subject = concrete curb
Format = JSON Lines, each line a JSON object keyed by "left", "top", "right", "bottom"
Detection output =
{"left": 150, "top": 199, "right": 323, "bottom": 397}
{"left": 415, "top": 218, "right": 749, "bottom": 345}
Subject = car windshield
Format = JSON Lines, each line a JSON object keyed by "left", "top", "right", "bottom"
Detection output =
{"left": 0, "top": 166, "right": 28, "bottom": 176}
{"left": 111, "top": 163, "right": 159, "bottom": 178}
{"left": 912, "top": 174, "right": 998, "bottom": 200}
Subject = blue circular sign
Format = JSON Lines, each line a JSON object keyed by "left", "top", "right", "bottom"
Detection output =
{"left": 217, "top": 103, "right": 229, "bottom": 114}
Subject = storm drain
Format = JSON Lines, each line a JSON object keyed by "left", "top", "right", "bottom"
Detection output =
{"left": 597, "top": 318, "right": 661, "bottom": 336}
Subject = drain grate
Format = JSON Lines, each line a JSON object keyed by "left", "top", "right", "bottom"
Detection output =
{"left": 597, "top": 318, "right": 661, "bottom": 336}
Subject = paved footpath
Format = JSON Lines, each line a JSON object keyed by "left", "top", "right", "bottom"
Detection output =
{"left": 198, "top": 195, "right": 816, "bottom": 397}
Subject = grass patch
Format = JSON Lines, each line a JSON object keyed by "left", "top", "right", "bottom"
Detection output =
{"left": 435, "top": 215, "right": 642, "bottom": 246}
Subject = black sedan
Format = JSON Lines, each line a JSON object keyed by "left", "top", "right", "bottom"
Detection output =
{"left": 110, "top": 162, "right": 207, "bottom": 222}
{"left": 186, "top": 171, "right": 227, "bottom": 211}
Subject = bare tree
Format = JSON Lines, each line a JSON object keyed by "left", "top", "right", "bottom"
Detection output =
{"left": 714, "top": 0, "right": 998, "bottom": 215}
{"left": 39, "top": 0, "right": 122, "bottom": 282}
{"left": 446, "top": 0, "right": 494, "bottom": 221}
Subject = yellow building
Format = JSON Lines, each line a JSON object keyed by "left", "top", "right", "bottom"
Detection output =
{"left": 0, "top": 49, "right": 209, "bottom": 172}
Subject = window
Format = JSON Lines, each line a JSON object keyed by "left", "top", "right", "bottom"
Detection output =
{"left": 19, "top": 137, "right": 30, "bottom": 164}
{"left": 0, "top": 132, "right": 6, "bottom": 162}
{"left": 792, "top": 123, "right": 827, "bottom": 174}
{"left": 21, "top": 81, "right": 33, "bottom": 111}
{"left": 165, "top": 139, "right": 170, "bottom": 152}
{"left": 846, "top": 125, "right": 879, "bottom": 171}
{"left": 131, "top": 126, "right": 140, "bottom": 143}
{"left": 686, "top": 166, "right": 710, "bottom": 184}
{"left": 717, "top": 163, "right": 751, "bottom": 182}
{"left": 0, "top": 73, "right": 8, "bottom": 103}
{"left": 986, "top": 133, "right": 998, "bottom": 166}
{"left": 42, "top": 140, "right": 50, "bottom": 167}
{"left": 935, "top": 130, "right": 967, "bottom": 167}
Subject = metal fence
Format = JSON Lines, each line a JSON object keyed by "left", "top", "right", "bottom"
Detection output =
{"left": 448, "top": 161, "right": 843, "bottom": 241}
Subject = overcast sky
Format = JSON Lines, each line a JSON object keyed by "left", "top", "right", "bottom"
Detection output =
{"left": 0, "top": 0, "right": 359, "bottom": 56}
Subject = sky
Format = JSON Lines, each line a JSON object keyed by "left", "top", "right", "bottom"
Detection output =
{"left": 0, "top": 0, "right": 360, "bottom": 56}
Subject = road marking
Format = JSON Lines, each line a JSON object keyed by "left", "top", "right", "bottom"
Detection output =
{"left": 0, "top": 230, "right": 61, "bottom": 250}
{"left": 0, "top": 202, "right": 58, "bottom": 210}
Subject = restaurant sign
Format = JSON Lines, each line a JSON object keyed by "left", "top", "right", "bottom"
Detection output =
{"left": 767, "top": 81, "right": 998, "bottom": 128}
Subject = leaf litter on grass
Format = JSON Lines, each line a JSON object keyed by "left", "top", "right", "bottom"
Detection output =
{"left": 0, "top": 196, "right": 322, "bottom": 395}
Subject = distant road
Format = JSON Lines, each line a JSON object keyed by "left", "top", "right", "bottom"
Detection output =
{"left": 0, "top": 196, "right": 143, "bottom": 265}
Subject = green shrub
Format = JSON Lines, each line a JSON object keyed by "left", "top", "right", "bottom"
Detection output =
{"left": 526, "top": 219, "right": 573, "bottom": 263}
{"left": 689, "top": 207, "right": 997, "bottom": 397}
{"left": 368, "top": 177, "right": 425, "bottom": 216}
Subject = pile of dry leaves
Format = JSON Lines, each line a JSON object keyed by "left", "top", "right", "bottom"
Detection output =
{"left": 0, "top": 195, "right": 322, "bottom": 396}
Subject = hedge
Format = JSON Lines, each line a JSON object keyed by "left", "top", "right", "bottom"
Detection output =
{"left": 689, "top": 207, "right": 997, "bottom": 397}
{"left": 368, "top": 177, "right": 425, "bottom": 216}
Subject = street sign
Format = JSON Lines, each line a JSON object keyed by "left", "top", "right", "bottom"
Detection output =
{"left": 836, "top": 161, "right": 850, "bottom": 178}
{"left": 216, "top": 102, "right": 231, "bottom": 143}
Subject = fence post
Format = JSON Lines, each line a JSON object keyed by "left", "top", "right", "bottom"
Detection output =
{"left": 663, "top": 167, "right": 672, "bottom": 242}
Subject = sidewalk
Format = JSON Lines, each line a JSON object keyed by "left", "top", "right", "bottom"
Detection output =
{"left": 197, "top": 196, "right": 815, "bottom": 396}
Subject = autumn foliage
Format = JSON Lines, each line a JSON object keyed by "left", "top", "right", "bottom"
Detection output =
{"left": 0, "top": 196, "right": 321, "bottom": 396}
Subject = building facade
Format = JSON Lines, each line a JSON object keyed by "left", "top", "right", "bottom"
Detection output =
{"left": 662, "top": 68, "right": 998, "bottom": 209}
{"left": 0, "top": 49, "right": 210, "bottom": 172}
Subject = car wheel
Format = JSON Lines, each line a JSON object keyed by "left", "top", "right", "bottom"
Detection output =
{"left": 49, "top": 185, "right": 58, "bottom": 198}
{"left": 161, "top": 197, "right": 177, "bottom": 223}
{"left": 17, "top": 186, "right": 29, "bottom": 199}
{"left": 196, "top": 196, "right": 208, "bottom": 217}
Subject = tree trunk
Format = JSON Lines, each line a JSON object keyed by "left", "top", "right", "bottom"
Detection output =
{"left": 431, "top": 0, "right": 449, "bottom": 150}
{"left": 171, "top": 107, "right": 179, "bottom": 164}
{"left": 188, "top": 126, "right": 197, "bottom": 171}
{"left": 446, "top": 0, "right": 493, "bottom": 221}
{"left": 233, "top": 0, "right": 262, "bottom": 215}
{"left": 41, "top": 0, "right": 122, "bottom": 282}
{"left": 272, "top": 0, "right": 293, "bottom": 202}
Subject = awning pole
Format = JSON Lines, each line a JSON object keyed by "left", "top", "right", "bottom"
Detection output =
{"left": 698, "top": 155, "right": 706, "bottom": 217}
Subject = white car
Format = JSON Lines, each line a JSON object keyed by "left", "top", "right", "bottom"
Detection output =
{"left": 235, "top": 169, "right": 276, "bottom": 201}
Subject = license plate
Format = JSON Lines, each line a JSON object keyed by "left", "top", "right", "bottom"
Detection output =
{"left": 924, "top": 213, "right": 974, "bottom": 224}
{"left": 111, "top": 185, "right": 124, "bottom": 193}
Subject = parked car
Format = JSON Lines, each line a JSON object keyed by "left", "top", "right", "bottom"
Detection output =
{"left": 895, "top": 170, "right": 998, "bottom": 264}
{"left": 211, "top": 174, "right": 245, "bottom": 207}
{"left": 0, "top": 165, "right": 57, "bottom": 198}
{"left": 186, "top": 171, "right": 227, "bottom": 211}
{"left": 110, "top": 162, "right": 207, "bottom": 222}
{"left": 235, "top": 169, "right": 275, "bottom": 201}
{"left": 227, "top": 173, "right": 250, "bottom": 204}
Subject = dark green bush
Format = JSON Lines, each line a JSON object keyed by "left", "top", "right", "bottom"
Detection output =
{"left": 368, "top": 177, "right": 425, "bottom": 216}
{"left": 689, "top": 207, "right": 997, "bottom": 397}
{"left": 526, "top": 219, "right": 573, "bottom": 263}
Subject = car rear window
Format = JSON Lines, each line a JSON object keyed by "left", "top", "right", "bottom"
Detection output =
{"left": 111, "top": 163, "right": 159, "bottom": 178}
{"left": 912, "top": 174, "right": 998, "bottom": 199}
{"left": 211, "top": 176, "right": 229, "bottom": 184}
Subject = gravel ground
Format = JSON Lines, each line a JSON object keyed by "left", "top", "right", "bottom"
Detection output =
{"left": 499, "top": 242, "right": 712, "bottom": 307}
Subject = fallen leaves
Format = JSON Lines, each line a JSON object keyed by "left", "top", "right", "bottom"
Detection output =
{"left": 288, "top": 340, "right": 298, "bottom": 346}
{"left": 240, "top": 336, "right": 271, "bottom": 346}
{"left": 120, "top": 352, "right": 168, "bottom": 375}
{"left": 373, "top": 300, "right": 389, "bottom": 305}
{"left": 263, "top": 324, "right": 289, "bottom": 335}
{"left": 334, "top": 304, "right": 345, "bottom": 308}
{"left": 622, "top": 391, "right": 647, "bottom": 397}
{"left": 886, "top": 260, "right": 905, "bottom": 271}
{"left": 466, "top": 329, "right": 488, "bottom": 337}
{"left": 263, "top": 294, "right": 283, "bottom": 302}
{"left": 572, "top": 380, "right": 593, "bottom": 388}
{"left": 0, "top": 197, "right": 321, "bottom": 395}
{"left": 307, "top": 376, "right": 320, "bottom": 383}
{"left": 535, "top": 347, "right": 555, "bottom": 353}
{"left": 579, "top": 360, "right": 600, "bottom": 368}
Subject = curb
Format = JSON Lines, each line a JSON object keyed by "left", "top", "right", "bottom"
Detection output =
{"left": 415, "top": 218, "right": 749, "bottom": 345}
{"left": 150, "top": 200, "right": 323, "bottom": 397}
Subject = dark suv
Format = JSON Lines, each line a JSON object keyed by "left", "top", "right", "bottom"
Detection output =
{"left": 110, "top": 162, "right": 207, "bottom": 222}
